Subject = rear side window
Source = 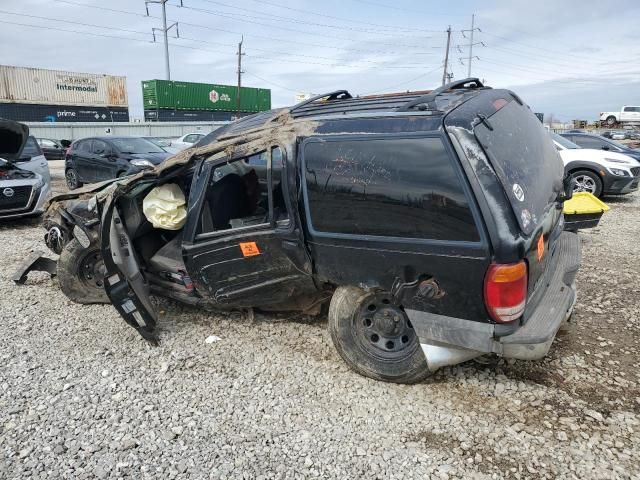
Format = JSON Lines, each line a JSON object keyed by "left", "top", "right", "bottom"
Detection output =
{"left": 303, "top": 137, "right": 479, "bottom": 242}
{"left": 91, "top": 140, "right": 109, "bottom": 155}
{"left": 571, "top": 135, "right": 608, "bottom": 150}
{"left": 76, "top": 140, "right": 92, "bottom": 152}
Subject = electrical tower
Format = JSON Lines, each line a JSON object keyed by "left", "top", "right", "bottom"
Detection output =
{"left": 458, "top": 14, "right": 484, "bottom": 77}
{"left": 145, "top": 0, "right": 182, "bottom": 80}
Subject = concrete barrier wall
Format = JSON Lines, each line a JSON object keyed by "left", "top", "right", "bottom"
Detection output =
{"left": 23, "top": 121, "right": 230, "bottom": 141}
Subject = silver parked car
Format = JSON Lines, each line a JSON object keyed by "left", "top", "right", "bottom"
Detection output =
{"left": 1, "top": 120, "right": 51, "bottom": 219}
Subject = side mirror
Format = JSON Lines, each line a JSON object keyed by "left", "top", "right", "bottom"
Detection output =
{"left": 602, "top": 145, "right": 610, "bottom": 151}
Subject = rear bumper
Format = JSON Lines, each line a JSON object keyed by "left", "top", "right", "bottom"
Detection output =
{"left": 407, "top": 232, "right": 582, "bottom": 370}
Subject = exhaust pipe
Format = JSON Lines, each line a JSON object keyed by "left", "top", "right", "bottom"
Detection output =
{"left": 421, "top": 343, "right": 482, "bottom": 372}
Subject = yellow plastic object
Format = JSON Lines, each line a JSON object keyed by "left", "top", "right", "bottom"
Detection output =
{"left": 563, "top": 192, "right": 610, "bottom": 215}
{"left": 142, "top": 183, "right": 187, "bottom": 230}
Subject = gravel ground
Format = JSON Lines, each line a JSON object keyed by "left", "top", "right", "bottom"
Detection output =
{"left": 1, "top": 162, "right": 639, "bottom": 479}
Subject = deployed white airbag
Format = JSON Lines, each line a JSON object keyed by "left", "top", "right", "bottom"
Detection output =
{"left": 142, "top": 183, "right": 187, "bottom": 230}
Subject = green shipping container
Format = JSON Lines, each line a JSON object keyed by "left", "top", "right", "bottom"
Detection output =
{"left": 142, "top": 80, "right": 174, "bottom": 110}
{"left": 141, "top": 80, "right": 271, "bottom": 113}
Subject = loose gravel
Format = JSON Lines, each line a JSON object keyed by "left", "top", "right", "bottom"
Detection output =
{"left": 1, "top": 162, "right": 639, "bottom": 479}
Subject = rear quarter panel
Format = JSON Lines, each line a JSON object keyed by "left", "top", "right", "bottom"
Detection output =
{"left": 298, "top": 125, "right": 492, "bottom": 322}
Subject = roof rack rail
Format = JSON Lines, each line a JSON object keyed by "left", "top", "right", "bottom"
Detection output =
{"left": 290, "top": 90, "right": 353, "bottom": 113}
{"left": 396, "top": 77, "right": 485, "bottom": 112}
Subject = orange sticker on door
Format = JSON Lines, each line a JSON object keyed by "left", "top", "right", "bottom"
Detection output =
{"left": 537, "top": 235, "right": 545, "bottom": 261}
{"left": 239, "top": 241, "right": 261, "bottom": 257}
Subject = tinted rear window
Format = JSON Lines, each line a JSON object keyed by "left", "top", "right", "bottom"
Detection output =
{"left": 474, "top": 101, "right": 564, "bottom": 234}
{"left": 303, "top": 136, "right": 479, "bottom": 242}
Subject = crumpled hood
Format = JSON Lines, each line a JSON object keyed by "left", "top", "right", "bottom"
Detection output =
{"left": 44, "top": 108, "right": 315, "bottom": 210}
{"left": 557, "top": 148, "right": 640, "bottom": 168}
{"left": 0, "top": 118, "right": 29, "bottom": 162}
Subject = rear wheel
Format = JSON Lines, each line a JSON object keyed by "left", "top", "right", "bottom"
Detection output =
{"left": 65, "top": 168, "right": 82, "bottom": 190}
{"left": 57, "top": 239, "right": 109, "bottom": 304}
{"left": 328, "top": 286, "right": 430, "bottom": 384}
{"left": 570, "top": 170, "right": 603, "bottom": 197}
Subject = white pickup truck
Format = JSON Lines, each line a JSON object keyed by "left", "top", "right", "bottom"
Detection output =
{"left": 600, "top": 106, "right": 640, "bottom": 126}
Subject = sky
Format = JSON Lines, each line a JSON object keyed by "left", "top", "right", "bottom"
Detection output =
{"left": 1, "top": 0, "right": 639, "bottom": 121}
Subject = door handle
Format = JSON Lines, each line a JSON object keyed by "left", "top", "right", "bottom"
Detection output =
{"left": 282, "top": 240, "right": 298, "bottom": 250}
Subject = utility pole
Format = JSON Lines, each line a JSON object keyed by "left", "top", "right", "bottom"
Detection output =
{"left": 441, "top": 26, "right": 452, "bottom": 86}
{"left": 236, "top": 36, "right": 244, "bottom": 119}
{"left": 146, "top": 0, "right": 181, "bottom": 80}
{"left": 458, "top": 14, "right": 484, "bottom": 77}
{"left": 467, "top": 14, "right": 475, "bottom": 77}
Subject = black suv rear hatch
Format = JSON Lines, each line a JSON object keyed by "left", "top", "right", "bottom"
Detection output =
{"left": 472, "top": 97, "right": 565, "bottom": 302}
{"left": 473, "top": 100, "right": 564, "bottom": 236}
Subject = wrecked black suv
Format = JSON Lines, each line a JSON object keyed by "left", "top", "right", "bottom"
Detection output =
{"left": 33, "top": 78, "right": 580, "bottom": 384}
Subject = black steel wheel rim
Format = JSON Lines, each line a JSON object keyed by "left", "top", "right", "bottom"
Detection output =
{"left": 353, "top": 293, "right": 419, "bottom": 360}
{"left": 79, "top": 250, "right": 106, "bottom": 289}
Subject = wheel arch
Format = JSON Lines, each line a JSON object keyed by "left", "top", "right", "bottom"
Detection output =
{"left": 565, "top": 161, "right": 604, "bottom": 179}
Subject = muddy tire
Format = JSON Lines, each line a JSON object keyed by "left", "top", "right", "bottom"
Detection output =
{"left": 328, "top": 286, "right": 430, "bottom": 384}
{"left": 57, "top": 239, "right": 109, "bottom": 304}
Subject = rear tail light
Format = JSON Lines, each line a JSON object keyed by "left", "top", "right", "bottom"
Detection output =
{"left": 484, "top": 261, "right": 528, "bottom": 323}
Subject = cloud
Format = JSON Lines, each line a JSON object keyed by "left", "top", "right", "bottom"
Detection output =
{"left": 0, "top": 0, "right": 638, "bottom": 121}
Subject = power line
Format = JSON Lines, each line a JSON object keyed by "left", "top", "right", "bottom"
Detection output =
{"left": 349, "top": 0, "right": 466, "bottom": 16}
{"left": 50, "top": 0, "right": 441, "bottom": 54}
{"left": 175, "top": 33, "right": 436, "bottom": 63}
{"left": 0, "top": 19, "right": 219, "bottom": 53}
{"left": 0, "top": 9, "right": 152, "bottom": 37}
{"left": 177, "top": 4, "right": 439, "bottom": 47}
{"left": 477, "top": 29, "right": 602, "bottom": 63}
{"left": 477, "top": 57, "right": 640, "bottom": 80}
{"left": 243, "top": 71, "right": 299, "bottom": 93}
{"left": 245, "top": 54, "right": 433, "bottom": 69}
{"left": 359, "top": 64, "right": 444, "bottom": 95}
{"left": 0, "top": 9, "right": 436, "bottom": 69}
{"left": 242, "top": 0, "right": 444, "bottom": 32}
{"left": 0, "top": 18, "right": 434, "bottom": 72}
{"left": 195, "top": 0, "right": 443, "bottom": 34}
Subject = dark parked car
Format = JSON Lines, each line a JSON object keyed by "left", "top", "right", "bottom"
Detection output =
{"left": 65, "top": 136, "right": 171, "bottom": 189}
{"left": 36, "top": 138, "right": 66, "bottom": 160}
{"left": 32, "top": 79, "right": 580, "bottom": 384}
{"left": 560, "top": 132, "right": 640, "bottom": 162}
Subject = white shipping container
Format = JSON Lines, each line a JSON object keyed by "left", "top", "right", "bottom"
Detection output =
{"left": 0, "top": 65, "right": 128, "bottom": 107}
